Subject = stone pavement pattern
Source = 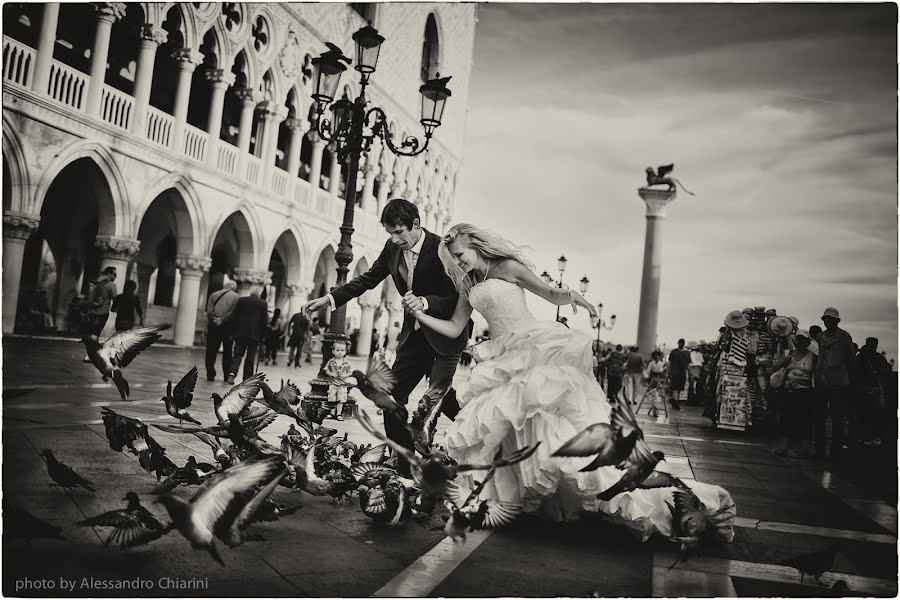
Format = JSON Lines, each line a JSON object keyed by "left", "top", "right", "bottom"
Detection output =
{"left": 2, "top": 337, "right": 897, "bottom": 597}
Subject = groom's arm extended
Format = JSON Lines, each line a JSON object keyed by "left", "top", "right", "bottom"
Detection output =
{"left": 329, "top": 240, "right": 393, "bottom": 308}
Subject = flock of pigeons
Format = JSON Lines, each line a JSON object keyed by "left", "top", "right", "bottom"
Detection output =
{"left": 6, "top": 325, "right": 843, "bottom": 585}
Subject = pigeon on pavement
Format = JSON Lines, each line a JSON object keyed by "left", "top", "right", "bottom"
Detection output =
{"left": 39, "top": 449, "right": 95, "bottom": 492}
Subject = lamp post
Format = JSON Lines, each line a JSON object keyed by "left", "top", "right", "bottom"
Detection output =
{"left": 305, "top": 22, "right": 453, "bottom": 409}
{"left": 590, "top": 303, "right": 617, "bottom": 347}
{"left": 540, "top": 255, "right": 567, "bottom": 321}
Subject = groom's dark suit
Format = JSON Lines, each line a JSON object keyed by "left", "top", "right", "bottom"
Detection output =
{"left": 329, "top": 229, "right": 470, "bottom": 471}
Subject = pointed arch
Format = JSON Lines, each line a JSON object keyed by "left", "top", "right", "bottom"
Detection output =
{"left": 133, "top": 173, "right": 204, "bottom": 256}
{"left": 2, "top": 115, "right": 31, "bottom": 213}
{"left": 32, "top": 140, "right": 129, "bottom": 236}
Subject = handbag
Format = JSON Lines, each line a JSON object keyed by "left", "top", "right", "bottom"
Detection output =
{"left": 769, "top": 365, "right": 787, "bottom": 389}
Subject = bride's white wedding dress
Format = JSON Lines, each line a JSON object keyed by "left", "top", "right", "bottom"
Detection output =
{"left": 443, "top": 278, "right": 736, "bottom": 541}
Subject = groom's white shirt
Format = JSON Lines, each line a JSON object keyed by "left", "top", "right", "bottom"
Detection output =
{"left": 326, "top": 232, "right": 429, "bottom": 312}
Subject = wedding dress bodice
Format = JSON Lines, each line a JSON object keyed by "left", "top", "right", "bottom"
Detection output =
{"left": 468, "top": 278, "right": 536, "bottom": 337}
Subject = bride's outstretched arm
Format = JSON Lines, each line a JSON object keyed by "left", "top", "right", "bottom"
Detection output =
{"left": 504, "top": 260, "right": 598, "bottom": 318}
{"left": 413, "top": 292, "right": 473, "bottom": 339}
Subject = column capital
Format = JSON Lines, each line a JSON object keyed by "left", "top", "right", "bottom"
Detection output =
{"left": 94, "top": 236, "right": 140, "bottom": 260}
{"left": 443, "top": 215, "right": 453, "bottom": 226}
{"left": 93, "top": 2, "right": 126, "bottom": 23}
{"left": 234, "top": 87, "right": 262, "bottom": 106}
{"left": 3, "top": 212, "right": 39, "bottom": 241}
{"left": 284, "top": 117, "right": 305, "bottom": 132}
{"left": 175, "top": 254, "right": 212, "bottom": 275}
{"left": 232, "top": 268, "right": 272, "bottom": 286}
{"left": 309, "top": 130, "right": 325, "bottom": 146}
{"left": 204, "top": 68, "right": 236, "bottom": 89}
{"left": 638, "top": 187, "right": 676, "bottom": 218}
{"left": 285, "top": 282, "right": 314, "bottom": 297}
{"left": 171, "top": 48, "right": 204, "bottom": 69}
{"left": 138, "top": 24, "right": 168, "bottom": 46}
{"left": 359, "top": 293, "right": 382, "bottom": 309}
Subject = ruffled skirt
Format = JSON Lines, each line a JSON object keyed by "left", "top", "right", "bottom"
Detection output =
{"left": 443, "top": 320, "right": 736, "bottom": 541}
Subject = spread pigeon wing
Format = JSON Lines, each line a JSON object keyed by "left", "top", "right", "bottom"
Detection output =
{"left": 172, "top": 366, "right": 198, "bottom": 409}
{"left": 457, "top": 443, "right": 540, "bottom": 472}
{"left": 619, "top": 438, "right": 656, "bottom": 470}
{"left": 471, "top": 500, "right": 522, "bottom": 530}
{"left": 224, "top": 469, "right": 287, "bottom": 546}
{"left": 105, "top": 515, "right": 167, "bottom": 549}
{"left": 637, "top": 470, "right": 686, "bottom": 491}
{"left": 359, "top": 443, "right": 390, "bottom": 464}
{"left": 366, "top": 360, "right": 397, "bottom": 395}
{"left": 443, "top": 479, "right": 473, "bottom": 510}
{"left": 672, "top": 489, "right": 704, "bottom": 514}
{"left": 101, "top": 327, "right": 165, "bottom": 368}
{"left": 356, "top": 410, "right": 418, "bottom": 466}
{"left": 611, "top": 399, "right": 642, "bottom": 440}
{"left": 220, "top": 373, "right": 266, "bottom": 419}
{"left": 276, "top": 381, "right": 303, "bottom": 407}
{"left": 242, "top": 404, "right": 279, "bottom": 433}
{"left": 554, "top": 424, "right": 616, "bottom": 457}
{"left": 191, "top": 455, "right": 285, "bottom": 532}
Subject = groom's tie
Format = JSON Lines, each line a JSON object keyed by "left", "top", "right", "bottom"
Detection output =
{"left": 405, "top": 249, "right": 421, "bottom": 330}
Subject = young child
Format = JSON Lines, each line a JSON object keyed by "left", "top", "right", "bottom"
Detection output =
{"left": 325, "top": 340, "right": 353, "bottom": 420}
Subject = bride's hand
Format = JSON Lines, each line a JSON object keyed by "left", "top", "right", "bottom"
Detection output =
{"left": 568, "top": 290, "right": 597, "bottom": 318}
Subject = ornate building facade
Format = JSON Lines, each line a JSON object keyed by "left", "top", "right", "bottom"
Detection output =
{"left": 2, "top": 2, "right": 477, "bottom": 354}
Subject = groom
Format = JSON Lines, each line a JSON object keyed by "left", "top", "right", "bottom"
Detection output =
{"left": 303, "top": 198, "right": 470, "bottom": 476}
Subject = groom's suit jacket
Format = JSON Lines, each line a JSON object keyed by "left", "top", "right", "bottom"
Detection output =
{"left": 330, "top": 229, "right": 471, "bottom": 357}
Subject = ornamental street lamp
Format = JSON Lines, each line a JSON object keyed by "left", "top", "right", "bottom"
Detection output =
{"left": 540, "top": 255, "right": 569, "bottom": 322}
{"left": 590, "top": 303, "right": 617, "bottom": 347}
{"left": 306, "top": 22, "right": 453, "bottom": 409}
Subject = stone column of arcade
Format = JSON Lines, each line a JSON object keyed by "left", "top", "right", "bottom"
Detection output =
{"left": 84, "top": 2, "right": 126, "bottom": 117}
{"left": 131, "top": 24, "right": 168, "bottom": 134}
{"left": 635, "top": 186, "right": 677, "bottom": 358}
{"left": 355, "top": 292, "right": 381, "bottom": 357}
{"left": 285, "top": 282, "right": 313, "bottom": 318}
{"left": 2, "top": 212, "right": 40, "bottom": 333}
{"left": 94, "top": 235, "right": 141, "bottom": 338}
{"left": 173, "top": 255, "right": 211, "bottom": 346}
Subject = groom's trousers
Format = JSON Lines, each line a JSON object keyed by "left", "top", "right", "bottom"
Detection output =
{"left": 386, "top": 327, "right": 462, "bottom": 476}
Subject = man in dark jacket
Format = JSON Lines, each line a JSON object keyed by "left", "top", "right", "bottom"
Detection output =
{"left": 227, "top": 286, "right": 268, "bottom": 384}
{"left": 304, "top": 199, "right": 469, "bottom": 476}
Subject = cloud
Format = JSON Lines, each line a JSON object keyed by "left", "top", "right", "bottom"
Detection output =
{"left": 456, "top": 3, "right": 898, "bottom": 357}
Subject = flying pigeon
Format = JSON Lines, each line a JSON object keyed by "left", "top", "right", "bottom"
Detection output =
{"left": 351, "top": 360, "right": 407, "bottom": 420}
{"left": 81, "top": 326, "right": 168, "bottom": 401}
{"left": 77, "top": 492, "right": 168, "bottom": 549}
{"left": 161, "top": 366, "right": 201, "bottom": 425}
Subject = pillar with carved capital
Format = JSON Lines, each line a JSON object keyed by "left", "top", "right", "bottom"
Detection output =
{"left": 135, "top": 262, "right": 155, "bottom": 314}
{"left": 283, "top": 118, "right": 306, "bottom": 178}
{"left": 636, "top": 187, "right": 677, "bottom": 357}
{"left": 31, "top": 3, "right": 59, "bottom": 94}
{"left": 376, "top": 172, "right": 391, "bottom": 214}
{"left": 2, "top": 212, "right": 40, "bottom": 333}
{"left": 170, "top": 48, "right": 204, "bottom": 152}
{"left": 131, "top": 24, "right": 167, "bottom": 134}
{"left": 235, "top": 88, "right": 260, "bottom": 168}
{"left": 173, "top": 255, "right": 211, "bottom": 346}
{"left": 232, "top": 268, "right": 272, "bottom": 297}
{"left": 94, "top": 235, "right": 141, "bottom": 337}
{"left": 360, "top": 157, "right": 377, "bottom": 211}
{"left": 356, "top": 293, "right": 381, "bottom": 356}
{"left": 84, "top": 2, "right": 126, "bottom": 116}
{"left": 204, "top": 69, "right": 236, "bottom": 167}
{"left": 307, "top": 133, "right": 326, "bottom": 188}
{"left": 285, "top": 282, "right": 313, "bottom": 318}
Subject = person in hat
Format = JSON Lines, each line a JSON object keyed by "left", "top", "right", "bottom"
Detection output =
{"left": 771, "top": 329, "right": 816, "bottom": 458}
{"left": 712, "top": 310, "right": 759, "bottom": 432}
{"left": 812, "top": 307, "right": 854, "bottom": 460}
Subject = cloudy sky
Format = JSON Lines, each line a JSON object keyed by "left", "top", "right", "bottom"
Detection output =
{"left": 454, "top": 3, "right": 898, "bottom": 357}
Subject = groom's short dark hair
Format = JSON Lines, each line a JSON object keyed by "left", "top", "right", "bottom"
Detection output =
{"left": 381, "top": 198, "right": 419, "bottom": 230}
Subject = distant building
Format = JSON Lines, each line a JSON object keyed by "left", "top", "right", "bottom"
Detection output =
{"left": 2, "top": 2, "right": 477, "bottom": 349}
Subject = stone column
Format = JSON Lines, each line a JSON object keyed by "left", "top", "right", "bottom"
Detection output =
{"left": 173, "top": 255, "right": 211, "bottom": 346}
{"left": 285, "top": 282, "right": 313, "bottom": 318}
{"left": 94, "top": 235, "right": 141, "bottom": 337}
{"left": 307, "top": 133, "right": 326, "bottom": 187}
{"left": 2, "top": 212, "right": 40, "bottom": 333}
{"left": 283, "top": 117, "right": 305, "bottom": 178}
{"left": 376, "top": 172, "right": 391, "bottom": 214}
{"left": 84, "top": 2, "right": 126, "bottom": 116}
{"left": 360, "top": 157, "right": 377, "bottom": 211}
{"left": 131, "top": 24, "right": 167, "bottom": 134}
{"left": 327, "top": 143, "right": 342, "bottom": 197}
{"left": 636, "top": 187, "right": 677, "bottom": 357}
{"left": 204, "top": 69, "right": 236, "bottom": 167}
{"left": 232, "top": 268, "right": 272, "bottom": 296}
{"left": 170, "top": 48, "right": 204, "bottom": 153}
{"left": 256, "top": 101, "right": 288, "bottom": 185}
{"left": 31, "top": 3, "right": 60, "bottom": 94}
{"left": 356, "top": 292, "right": 380, "bottom": 356}
{"left": 135, "top": 262, "right": 155, "bottom": 311}
{"left": 234, "top": 88, "right": 260, "bottom": 169}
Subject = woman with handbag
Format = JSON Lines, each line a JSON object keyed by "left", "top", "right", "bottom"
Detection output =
{"left": 771, "top": 329, "right": 816, "bottom": 457}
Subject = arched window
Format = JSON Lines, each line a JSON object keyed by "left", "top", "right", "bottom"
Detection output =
{"left": 421, "top": 14, "right": 439, "bottom": 83}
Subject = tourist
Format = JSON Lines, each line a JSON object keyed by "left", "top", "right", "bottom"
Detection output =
{"left": 667, "top": 338, "right": 691, "bottom": 411}
{"left": 263, "top": 308, "right": 285, "bottom": 366}
{"left": 227, "top": 286, "right": 268, "bottom": 384}
{"left": 854, "top": 337, "right": 890, "bottom": 448}
{"left": 285, "top": 310, "right": 310, "bottom": 367}
{"left": 622, "top": 346, "right": 644, "bottom": 406}
{"left": 772, "top": 329, "right": 816, "bottom": 458}
{"left": 205, "top": 280, "right": 238, "bottom": 382}
{"left": 111, "top": 280, "right": 143, "bottom": 331}
{"left": 813, "top": 307, "right": 854, "bottom": 460}
{"left": 605, "top": 344, "right": 627, "bottom": 403}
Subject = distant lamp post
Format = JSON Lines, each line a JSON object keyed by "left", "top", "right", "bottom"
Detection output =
{"left": 305, "top": 22, "right": 453, "bottom": 409}
{"left": 590, "top": 303, "right": 616, "bottom": 348}
{"left": 580, "top": 276, "right": 590, "bottom": 295}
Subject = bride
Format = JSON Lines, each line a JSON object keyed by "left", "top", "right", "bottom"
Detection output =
{"left": 409, "top": 223, "right": 735, "bottom": 541}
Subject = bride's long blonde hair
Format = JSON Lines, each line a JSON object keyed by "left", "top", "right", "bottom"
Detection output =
{"left": 438, "top": 223, "right": 534, "bottom": 297}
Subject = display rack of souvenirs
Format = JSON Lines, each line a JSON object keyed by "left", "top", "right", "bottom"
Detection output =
{"left": 706, "top": 308, "right": 794, "bottom": 432}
